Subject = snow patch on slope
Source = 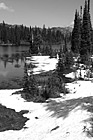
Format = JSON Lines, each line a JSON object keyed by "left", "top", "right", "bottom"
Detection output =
{"left": 0, "top": 56, "right": 93, "bottom": 140}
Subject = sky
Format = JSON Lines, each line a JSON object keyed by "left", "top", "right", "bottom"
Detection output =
{"left": 0, "top": 0, "right": 93, "bottom": 28}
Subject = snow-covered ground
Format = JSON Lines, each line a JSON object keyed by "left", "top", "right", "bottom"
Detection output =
{"left": 27, "top": 56, "right": 58, "bottom": 74}
{"left": 0, "top": 56, "right": 93, "bottom": 140}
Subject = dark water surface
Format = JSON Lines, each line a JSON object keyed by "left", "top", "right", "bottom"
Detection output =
{"left": 0, "top": 45, "right": 30, "bottom": 89}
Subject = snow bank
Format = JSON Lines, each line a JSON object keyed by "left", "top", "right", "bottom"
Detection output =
{"left": 65, "top": 69, "right": 90, "bottom": 80}
{"left": 27, "top": 56, "right": 58, "bottom": 74}
{"left": 0, "top": 56, "right": 93, "bottom": 140}
{"left": 0, "top": 84, "right": 92, "bottom": 140}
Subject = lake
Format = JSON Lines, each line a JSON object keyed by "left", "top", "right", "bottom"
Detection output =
{"left": 0, "top": 45, "right": 30, "bottom": 89}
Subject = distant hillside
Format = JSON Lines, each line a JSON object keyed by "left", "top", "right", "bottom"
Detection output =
{"left": 0, "top": 22, "right": 73, "bottom": 32}
{"left": 51, "top": 26, "right": 73, "bottom": 34}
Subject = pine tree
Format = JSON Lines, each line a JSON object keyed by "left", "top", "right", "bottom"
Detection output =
{"left": 51, "top": 30, "right": 56, "bottom": 44}
{"left": 63, "top": 35, "right": 68, "bottom": 53}
{"left": 87, "top": 0, "right": 93, "bottom": 52}
{"left": 1, "top": 21, "right": 7, "bottom": 43}
{"left": 47, "top": 28, "right": 52, "bottom": 44}
{"left": 23, "top": 62, "right": 38, "bottom": 98}
{"left": 71, "top": 10, "right": 81, "bottom": 54}
{"left": 28, "top": 72, "right": 38, "bottom": 97}
{"left": 65, "top": 51, "right": 74, "bottom": 68}
{"left": 56, "top": 30, "right": 62, "bottom": 44}
{"left": 45, "top": 71, "right": 65, "bottom": 98}
{"left": 14, "top": 25, "right": 20, "bottom": 45}
{"left": 56, "top": 54, "right": 66, "bottom": 77}
{"left": 88, "top": 0, "right": 90, "bottom": 13}
{"left": 80, "top": 0, "right": 92, "bottom": 62}
{"left": 42, "top": 24, "right": 47, "bottom": 43}
{"left": 23, "top": 63, "right": 29, "bottom": 92}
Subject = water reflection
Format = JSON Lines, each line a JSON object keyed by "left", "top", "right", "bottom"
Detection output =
{"left": 0, "top": 53, "right": 23, "bottom": 68}
{"left": 0, "top": 45, "right": 30, "bottom": 89}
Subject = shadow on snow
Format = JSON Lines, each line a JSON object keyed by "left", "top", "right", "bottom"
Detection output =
{"left": 44, "top": 96, "right": 93, "bottom": 137}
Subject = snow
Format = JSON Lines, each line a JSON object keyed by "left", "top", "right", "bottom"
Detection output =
{"left": 27, "top": 56, "right": 58, "bottom": 74}
{"left": 0, "top": 56, "right": 93, "bottom": 140}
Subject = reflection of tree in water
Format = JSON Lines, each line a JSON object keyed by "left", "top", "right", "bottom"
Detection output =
{"left": 2, "top": 54, "right": 9, "bottom": 68}
{"left": 15, "top": 53, "right": 20, "bottom": 64}
{"left": 14, "top": 53, "right": 26, "bottom": 68}
{"left": 4, "top": 60, "right": 7, "bottom": 68}
{"left": 14, "top": 53, "right": 20, "bottom": 68}
{"left": 2, "top": 54, "right": 14, "bottom": 68}
{"left": 14, "top": 53, "right": 25, "bottom": 64}
{"left": 3, "top": 54, "right": 9, "bottom": 60}
{"left": 21, "top": 55, "right": 25, "bottom": 63}
{"left": 20, "top": 52, "right": 26, "bottom": 63}
{"left": 14, "top": 63, "right": 21, "bottom": 68}
{"left": 0, "top": 51, "right": 27, "bottom": 69}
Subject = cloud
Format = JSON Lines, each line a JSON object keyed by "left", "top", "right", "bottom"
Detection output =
{"left": 0, "top": 2, "right": 14, "bottom": 12}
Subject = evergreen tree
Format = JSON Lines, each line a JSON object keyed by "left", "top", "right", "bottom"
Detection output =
{"left": 20, "top": 24, "right": 25, "bottom": 41}
{"left": 56, "top": 54, "right": 66, "bottom": 76}
{"left": 88, "top": 0, "right": 90, "bottom": 13}
{"left": 47, "top": 28, "right": 52, "bottom": 44}
{"left": 23, "top": 62, "right": 38, "bottom": 98}
{"left": 87, "top": 0, "right": 93, "bottom": 52}
{"left": 49, "top": 44, "right": 54, "bottom": 57}
{"left": 32, "top": 34, "right": 42, "bottom": 54}
{"left": 45, "top": 71, "right": 65, "bottom": 98}
{"left": 1, "top": 21, "right": 7, "bottom": 43}
{"left": 71, "top": 10, "right": 81, "bottom": 53}
{"left": 80, "top": 0, "right": 92, "bottom": 61}
{"left": 55, "top": 30, "right": 62, "bottom": 44}
{"left": 10, "top": 27, "right": 16, "bottom": 44}
{"left": 28, "top": 72, "right": 38, "bottom": 97}
{"left": 42, "top": 24, "right": 47, "bottom": 43}
{"left": 51, "top": 30, "right": 56, "bottom": 44}
{"left": 14, "top": 25, "right": 20, "bottom": 45}
{"left": 63, "top": 35, "right": 68, "bottom": 53}
{"left": 23, "top": 63, "right": 29, "bottom": 92}
{"left": 65, "top": 51, "right": 74, "bottom": 68}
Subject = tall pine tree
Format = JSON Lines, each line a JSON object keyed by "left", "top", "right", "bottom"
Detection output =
{"left": 87, "top": 0, "right": 93, "bottom": 52}
{"left": 71, "top": 10, "right": 81, "bottom": 54}
{"left": 80, "top": 0, "right": 92, "bottom": 61}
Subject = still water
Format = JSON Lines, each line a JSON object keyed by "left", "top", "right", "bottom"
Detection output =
{"left": 0, "top": 45, "right": 30, "bottom": 89}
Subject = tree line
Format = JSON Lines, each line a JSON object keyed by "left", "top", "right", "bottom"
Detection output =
{"left": 0, "top": 22, "right": 71, "bottom": 46}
